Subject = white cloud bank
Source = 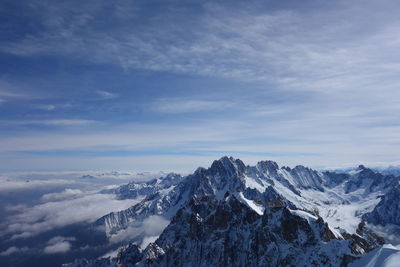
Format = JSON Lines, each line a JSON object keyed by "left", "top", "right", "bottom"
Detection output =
{"left": 43, "top": 236, "right": 76, "bottom": 254}
{"left": 1, "top": 190, "right": 142, "bottom": 240}
{"left": 0, "top": 178, "right": 73, "bottom": 193}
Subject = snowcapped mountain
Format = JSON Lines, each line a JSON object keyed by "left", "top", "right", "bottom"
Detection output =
{"left": 67, "top": 156, "right": 400, "bottom": 266}
{"left": 103, "top": 173, "right": 184, "bottom": 200}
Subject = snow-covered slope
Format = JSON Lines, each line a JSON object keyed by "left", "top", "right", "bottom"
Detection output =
{"left": 349, "top": 244, "right": 400, "bottom": 267}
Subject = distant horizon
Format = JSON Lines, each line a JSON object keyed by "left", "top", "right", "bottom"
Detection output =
{"left": 1, "top": 155, "right": 400, "bottom": 173}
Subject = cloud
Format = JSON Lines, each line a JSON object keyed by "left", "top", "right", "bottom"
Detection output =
{"left": 2, "top": 0, "right": 399, "bottom": 91}
{"left": 0, "top": 121, "right": 241, "bottom": 152}
{"left": 96, "top": 90, "right": 118, "bottom": 99}
{"left": 0, "top": 91, "right": 24, "bottom": 98}
{"left": 36, "top": 104, "right": 56, "bottom": 111}
{"left": 2, "top": 192, "right": 143, "bottom": 239}
{"left": 0, "top": 113, "right": 399, "bottom": 170}
{"left": 0, "top": 119, "right": 97, "bottom": 126}
{"left": 141, "top": 215, "right": 170, "bottom": 237}
{"left": 0, "top": 0, "right": 399, "bottom": 170}
{"left": 0, "top": 246, "right": 29, "bottom": 256}
{"left": 41, "top": 188, "right": 84, "bottom": 201}
{"left": 0, "top": 178, "right": 73, "bottom": 193}
{"left": 0, "top": 80, "right": 35, "bottom": 102}
{"left": 109, "top": 215, "right": 169, "bottom": 245}
{"left": 150, "top": 98, "right": 234, "bottom": 114}
{"left": 43, "top": 236, "right": 76, "bottom": 254}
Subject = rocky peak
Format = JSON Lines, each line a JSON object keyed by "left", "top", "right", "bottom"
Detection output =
{"left": 256, "top": 160, "right": 279, "bottom": 176}
{"left": 290, "top": 165, "right": 324, "bottom": 191}
{"left": 158, "top": 173, "right": 183, "bottom": 187}
{"left": 209, "top": 156, "right": 246, "bottom": 177}
{"left": 357, "top": 165, "right": 367, "bottom": 170}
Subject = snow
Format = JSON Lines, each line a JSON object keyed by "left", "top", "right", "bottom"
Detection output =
{"left": 290, "top": 209, "right": 317, "bottom": 224}
{"left": 350, "top": 244, "right": 400, "bottom": 267}
{"left": 267, "top": 174, "right": 382, "bottom": 234}
{"left": 243, "top": 175, "right": 267, "bottom": 192}
{"left": 237, "top": 192, "right": 264, "bottom": 215}
{"left": 316, "top": 187, "right": 381, "bottom": 233}
{"left": 348, "top": 169, "right": 362, "bottom": 175}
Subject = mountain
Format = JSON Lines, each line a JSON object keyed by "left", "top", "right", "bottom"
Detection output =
{"left": 96, "top": 157, "right": 397, "bottom": 238}
{"left": 102, "top": 173, "right": 184, "bottom": 200}
{"left": 373, "top": 166, "right": 400, "bottom": 177}
{"left": 66, "top": 194, "right": 383, "bottom": 267}
{"left": 66, "top": 156, "right": 400, "bottom": 266}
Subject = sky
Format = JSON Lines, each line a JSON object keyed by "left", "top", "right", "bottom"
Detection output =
{"left": 0, "top": 0, "right": 400, "bottom": 171}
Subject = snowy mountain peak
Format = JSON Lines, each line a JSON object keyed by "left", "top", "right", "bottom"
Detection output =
{"left": 209, "top": 156, "right": 246, "bottom": 177}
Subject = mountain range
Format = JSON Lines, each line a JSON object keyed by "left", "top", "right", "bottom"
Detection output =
{"left": 64, "top": 156, "right": 400, "bottom": 266}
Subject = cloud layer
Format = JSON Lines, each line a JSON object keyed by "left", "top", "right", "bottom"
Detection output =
{"left": 1, "top": 188, "right": 143, "bottom": 240}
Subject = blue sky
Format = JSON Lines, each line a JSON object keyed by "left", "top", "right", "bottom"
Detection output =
{"left": 1, "top": 0, "right": 400, "bottom": 171}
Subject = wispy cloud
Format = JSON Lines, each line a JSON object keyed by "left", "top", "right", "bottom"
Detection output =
{"left": 2, "top": 0, "right": 399, "bottom": 92}
{"left": 0, "top": 80, "right": 32, "bottom": 102}
{"left": 1, "top": 119, "right": 97, "bottom": 126}
{"left": 96, "top": 90, "right": 118, "bottom": 100}
{"left": 0, "top": 91, "right": 25, "bottom": 98}
{"left": 35, "top": 104, "right": 56, "bottom": 111}
{"left": 0, "top": 246, "right": 29, "bottom": 256}
{"left": 150, "top": 98, "right": 233, "bottom": 114}
{"left": 0, "top": 113, "right": 399, "bottom": 170}
{"left": 0, "top": 0, "right": 399, "bottom": 170}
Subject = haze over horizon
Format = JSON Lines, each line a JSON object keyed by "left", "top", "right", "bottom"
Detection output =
{"left": 1, "top": 0, "right": 400, "bottom": 171}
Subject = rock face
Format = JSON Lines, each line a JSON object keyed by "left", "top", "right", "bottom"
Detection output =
{"left": 363, "top": 183, "right": 400, "bottom": 226}
{"left": 66, "top": 156, "right": 400, "bottom": 267}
